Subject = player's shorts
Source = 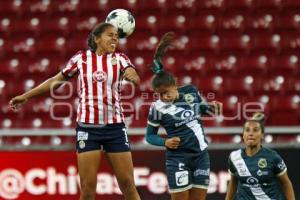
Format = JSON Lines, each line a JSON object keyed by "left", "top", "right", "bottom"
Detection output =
{"left": 75, "top": 122, "right": 131, "bottom": 153}
{"left": 166, "top": 149, "right": 210, "bottom": 193}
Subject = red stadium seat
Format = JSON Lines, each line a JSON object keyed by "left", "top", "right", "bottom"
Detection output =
{"left": 7, "top": 35, "right": 36, "bottom": 56}
{"left": 0, "top": 15, "right": 14, "bottom": 35}
{"left": 286, "top": 77, "right": 300, "bottom": 94}
{"left": 67, "top": 32, "right": 89, "bottom": 55}
{"left": 50, "top": 0, "right": 79, "bottom": 14}
{"left": 220, "top": 32, "right": 251, "bottom": 52}
{"left": 280, "top": 30, "right": 300, "bottom": 50}
{"left": 271, "top": 95, "right": 300, "bottom": 112}
{"left": 259, "top": 75, "right": 290, "bottom": 95}
{"left": 0, "top": 0, "right": 22, "bottom": 15}
{"left": 193, "top": 75, "right": 226, "bottom": 96}
{"left": 237, "top": 52, "right": 271, "bottom": 75}
{"left": 269, "top": 111, "right": 299, "bottom": 125}
{"left": 190, "top": 12, "right": 219, "bottom": 32}
{"left": 219, "top": 11, "right": 247, "bottom": 31}
{"left": 160, "top": 14, "right": 189, "bottom": 34}
{"left": 74, "top": 12, "right": 104, "bottom": 33}
{"left": 164, "top": 0, "right": 196, "bottom": 15}
{"left": 190, "top": 32, "right": 220, "bottom": 52}
{"left": 179, "top": 52, "right": 214, "bottom": 76}
{"left": 253, "top": 0, "right": 282, "bottom": 9}
{"left": 224, "top": 0, "right": 253, "bottom": 10}
{"left": 277, "top": 11, "right": 300, "bottom": 31}
{"left": 250, "top": 32, "right": 281, "bottom": 52}
{"left": 20, "top": 0, "right": 52, "bottom": 15}
{"left": 40, "top": 14, "right": 75, "bottom": 36}
{"left": 210, "top": 53, "right": 240, "bottom": 75}
{"left": 270, "top": 53, "right": 299, "bottom": 75}
{"left": 246, "top": 11, "right": 277, "bottom": 31}
{"left": 196, "top": 0, "right": 225, "bottom": 11}
{"left": 223, "top": 76, "right": 258, "bottom": 96}
{"left": 282, "top": 0, "right": 300, "bottom": 9}
{"left": 135, "top": 14, "right": 160, "bottom": 34}
{"left": 36, "top": 34, "right": 66, "bottom": 55}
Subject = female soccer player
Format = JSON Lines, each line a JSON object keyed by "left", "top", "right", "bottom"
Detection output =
{"left": 9, "top": 22, "right": 141, "bottom": 200}
{"left": 145, "top": 32, "right": 222, "bottom": 200}
{"left": 225, "top": 113, "right": 295, "bottom": 200}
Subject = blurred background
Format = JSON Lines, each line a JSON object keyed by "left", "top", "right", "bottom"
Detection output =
{"left": 0, "top": 0, "right": 299, "bottom": 199}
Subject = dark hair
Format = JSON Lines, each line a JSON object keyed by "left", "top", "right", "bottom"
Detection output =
{"left": 244, "top": 112, "right": 265, "bottom": 134}
{"left": 152, "top": 71, "right": 176, "bottom": 89}
{"left": 87, "top": 22, "right": 114, "bottom": 52}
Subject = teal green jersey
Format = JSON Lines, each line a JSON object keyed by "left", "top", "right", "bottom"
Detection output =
{"left": 228, "top": 147, "right": 287, "bottom": 200}
{"left": 147, "top": 85, "right": 211, "bottom": 155}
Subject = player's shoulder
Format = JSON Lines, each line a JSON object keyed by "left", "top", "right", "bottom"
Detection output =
{"left": 115, "top": 51, "right": 129, "bottom": 58}
{"left": 229, "top": 149, "right": 243, "bottom": 161}
{"left": 150, "top": 100, "right": 165, "bottom": 111}
{"left": 261, "top": 146, "right": 279, "bottom": 158}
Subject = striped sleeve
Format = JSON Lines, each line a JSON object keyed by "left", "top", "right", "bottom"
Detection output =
{"left": 118, "top": 52, "right": 135, "bottom": 71}
{"left": 61, "top": 51, "right": 82, "bottom": 78}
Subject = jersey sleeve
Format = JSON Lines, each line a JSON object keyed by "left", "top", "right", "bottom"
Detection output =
{"left": 228, "top": 155, "right": 237, "bottom": 176}
{"left": 118, "top": 53, "right": 135, "bottom": 72}
{"left": 273, "top": 152, "right": 287, "bottom": 176}
{"left": 147, "top": 103, "right": 161, "bottom": 127}
{"left": 61, "top": 51, "right": 82, "bottom": 78}
{"left": 191, "top": 85, "right": 212, "bottom": 115}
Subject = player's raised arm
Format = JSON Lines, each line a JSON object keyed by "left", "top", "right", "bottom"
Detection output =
{"left": 123, "top": 67, "right": 140, "bottom": 85}
{"left": 9, "top": 72, "right": 67, "bottom": 110}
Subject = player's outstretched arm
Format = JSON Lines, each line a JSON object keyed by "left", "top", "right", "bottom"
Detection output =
{"left": 225, "top": 175, "right": 237, "bottom": 200}
{"left": 278, "top": 172, "right": 295, "bottom": 200}
{"left": 9, "top": 72, "right": 67, "bottom": 110}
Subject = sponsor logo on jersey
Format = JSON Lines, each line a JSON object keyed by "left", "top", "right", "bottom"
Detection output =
{"left": 258, "top": 158, "right": 267, "bottom": 168}
{"left": 92, "top": 70, "right": 107, "bottom": 82}
{"left": 77, "top": 131, "right": 88, "bottom": 141}
{"left": 246, "top": 177, "right": 259, "bottom": 185}
{"left": 184, "top": 94, "right": 195, "bottom": 104}
{"left": 257, "top": 169, "right": 269, "bottom": 176}
{"left": 175, "top": 170, "right": 189, "bottom": 186}
{"left": 180, "top": 110, "right": 194, "bottom": 119}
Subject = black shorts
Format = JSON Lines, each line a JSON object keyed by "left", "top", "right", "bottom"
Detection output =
{"left": 166, "top": 149, "right": 210, "bottom": 193}
{"left": 75, "top": 122, "right": 131, "bottom": 153}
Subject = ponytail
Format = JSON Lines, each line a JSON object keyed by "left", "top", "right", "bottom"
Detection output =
{"left": 149, "top": 32, "right": 175, "bottom": 74}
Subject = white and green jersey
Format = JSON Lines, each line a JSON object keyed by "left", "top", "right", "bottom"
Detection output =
{"left": 147, "top": 85, "right": 211, "bottom": 156}
{"left": 228, "top": 147, "right": 287, "bottom": 200}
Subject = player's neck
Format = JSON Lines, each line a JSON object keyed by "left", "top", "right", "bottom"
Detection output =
{"left": 245, "top": 145, "right": 261, "bottom": 157}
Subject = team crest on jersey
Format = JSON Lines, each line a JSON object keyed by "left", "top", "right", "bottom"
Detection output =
{"left": 111, "top": 57, "right": 117, "bottom": 65}
{"left": 184, "top": 94, "right": 195, "bottom": 104}
{"left": 258, "top": 158, "right": 267, "bottom": 168}
{"left": 93, "top": 71, "right": 107, "bottom": 82}
{"left": 79, "top": 140, "right": 85, "bottom": 149}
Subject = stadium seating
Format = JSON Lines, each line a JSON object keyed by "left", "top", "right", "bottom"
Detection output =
{"left": 1, "top": 0, "right": 300, "bottom": 128}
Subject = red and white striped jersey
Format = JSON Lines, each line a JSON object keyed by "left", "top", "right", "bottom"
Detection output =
{"left": 62, "top": 50, "right": 134, "bottom": 124}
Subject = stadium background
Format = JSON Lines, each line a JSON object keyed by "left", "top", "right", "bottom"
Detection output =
{"left": 0, "top": 0, "right": 299, "bottom": 199}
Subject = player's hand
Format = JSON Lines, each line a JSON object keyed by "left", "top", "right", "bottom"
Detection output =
{"left": 123, "top": 67, "right": 140, "bottom": 85}
{"left": 9, "top": 95, "right": 28, "bottom": 111}
{"left": 165, "top": 137, "right": 181, "bottom": 149}
{"left": 210, "top": 101, "right": 222, "bottom": 115}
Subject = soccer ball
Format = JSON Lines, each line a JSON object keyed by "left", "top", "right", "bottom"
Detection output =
{"left": 105, "top": 9, "right": 135, "bottom": 38}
